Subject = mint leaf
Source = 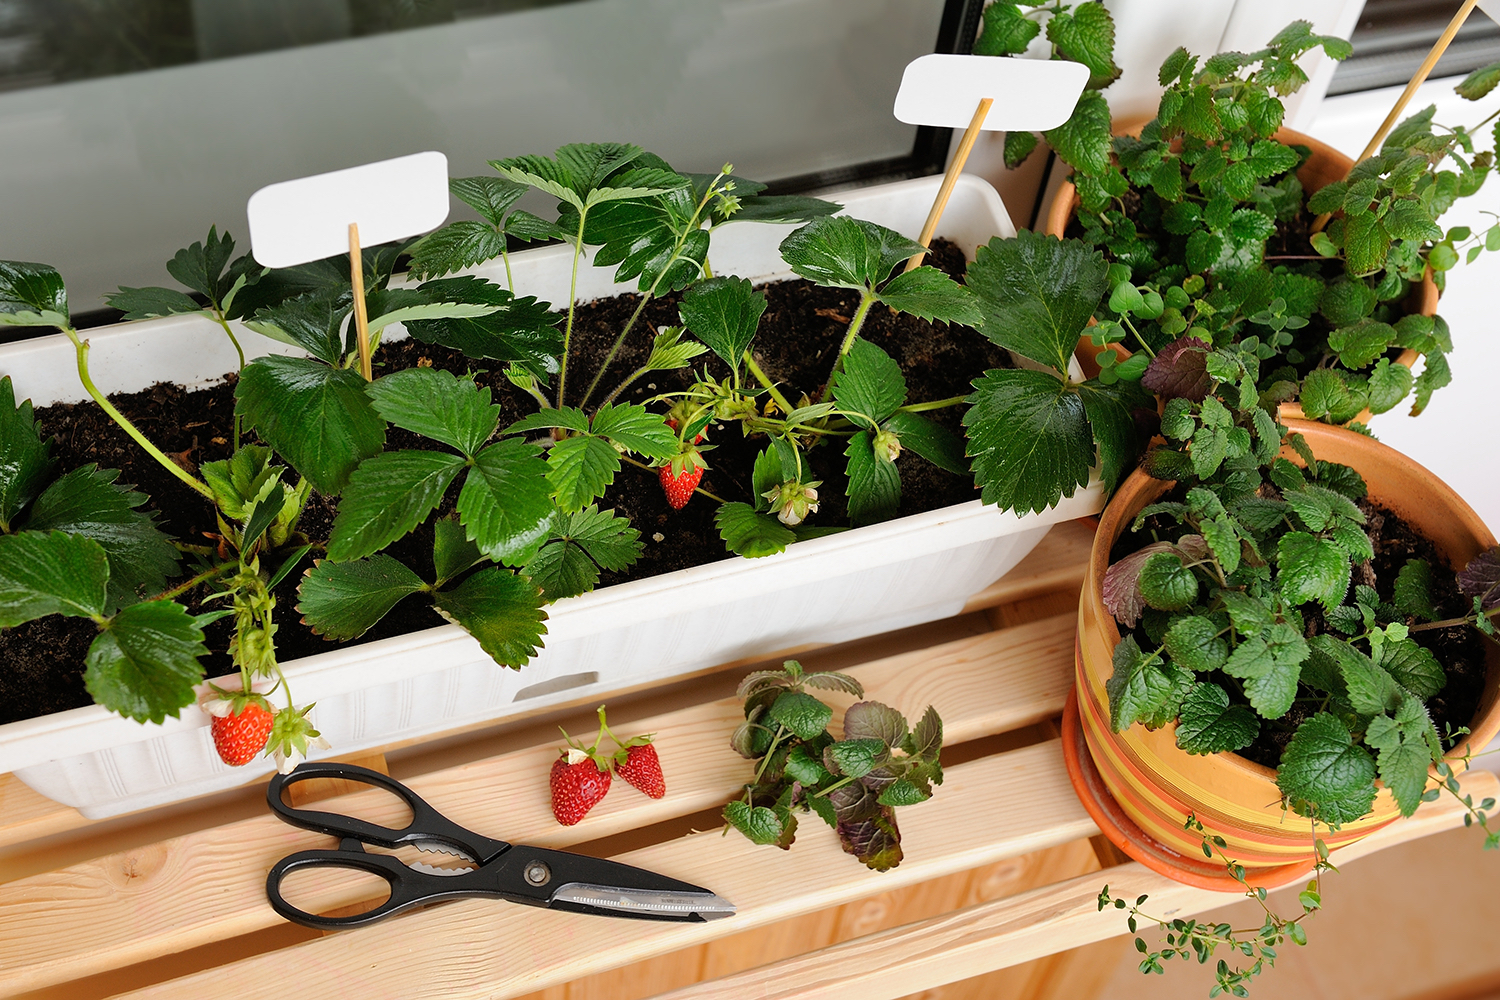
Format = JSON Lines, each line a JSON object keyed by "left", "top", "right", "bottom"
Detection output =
{"left": 25, "top": 466, "right": 179, "bottom": 609}
{"left": 236, "top": 356, "right": 386, "bottom": 495}
{"left": 1366, "top": 358, "right": 1414, "bottom": 415}
{"left": 0, "top": 530, "right": 108, "bottom": 625}
{"left": 831, "top": 339, "right": 906, "bottom": 429}
{"left": 843, "top": 700, "right": 908, "bottom": 748}
{"left": 545, "top": 435, "right": 621, "bottom": 513}
{"left": 1044, "top": 89, "right": 1113, "bottom": 175}
{"left": 456, "top": 439, "right": 555, "bottom": 566}
{"left": 678, "top": 276, "right": 767, "bottom": 373}
{"left": 1046, "top": 1, "right": 1121, "bottom": 89}
{"left": 327, "top": 451, "right": 467, "bottom": 562}
{"left": 1328, "top": 319, "right": 1395, "bottom": 370}
{"left": 769, "top": 690, "right": 833, "bottom": 741}
{"left": 1277, "top": 712, "right": 1378, "bottom": 819}
{"left": 973, "top": 0, "right": 1039, "bottom": 55}
{"left": 825, "top": 738, "right": 889, "bottom": 777}
{"left": 1378, "top": 739, "right": 1431, "bottom": 818}
{"left": 0, "top": 260, "right": 70, "bottom": 328}
{"left": 0, "top": 376, "right": 54, "bottom": 532}
{"left": 875, "top": 266, "right": 982, "bottom": 326}
{"left": 881, "top": 411, "right": 966, "bottom": 474}
{"left": 1106, "top": 635, "right": 1171, "bottom": 731}
{"left": 1393, "top": 559, "right": 1438, "bottom": 621}
{"left": 1141, "top": 335, "right": 1213, "bottom": 401}
{"left": 845, "top": 430, "right": 901, "bottom": 527}
{"left": 1278, "top": 531, "right": 1351, "bottom": 611}
{"left": 1176, "top": 682, "right": 1259, "bottom": 755}
{"left": 965, "top": 369, "right": 1091, "bottom": 515}
{"left": 779, "top": 216, "right": 924, "bottom": 289}
{"left": 431, "top": 567, "right": 546, "bottom": 667}
{"left": 966, "top": 231, "right": 1105, "bottom": 372}
{"left": 84, "top": 599, "right": 207, "bottom": 724}
{"left": 1313, "top": 634, "right": 1402, "bottom": 715}
{"left": 1164, "top": 614, "right": 1227, "bottom": 672}
{"left": 107, "top": 286, "right": 203, "bottom": 322}
{"left": 1140, "top": 553, "right": 1200, "bottom": 611}
{"left": 1378, "top": 638, "right": 1445, "bottom": 699}
{"left": 1457, "top": 547, "right": 1500, "bottom": 610}
{"left": 724, "top": 800, "right": 786, "bottom": 846}
{"left": 244, "top": 292, "right": 348, "bottom": 365}
{"left": 297, "top": 555, "right": 426, "bottom": 640}
{"left": 524, "top": 505, "right": 642, "bottom": 600}
{"left": 829, "top": 783, "right": 903, "bottom": 870}
{"left": 368, "top": 367, "right": 499, "bottom": 457}
{"left": 716, "top": 503, "right": 795, "bottom": 558}
{"left": 403, "top": 276, "right": 561, "bottom": 378}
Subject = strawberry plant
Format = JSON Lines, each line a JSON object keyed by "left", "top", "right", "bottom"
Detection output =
{"left": 723, "top": 660, "right": 942, "bottom": 872}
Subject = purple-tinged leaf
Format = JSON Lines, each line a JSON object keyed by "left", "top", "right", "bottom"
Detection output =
{"left": 1459, "top": 546, "right": 1500, "bottom": 610}
{"left": 842, "top": 701, "right": 908, "bottom": 749}
{"left": 1102, "top": 534, "right": 1209, "bottom": 627}
{"left": 829, "top": 782, "right": 904, "bottom": 871}
{"left": 1141, "top": 335, "right": 1213, "bottom": 402}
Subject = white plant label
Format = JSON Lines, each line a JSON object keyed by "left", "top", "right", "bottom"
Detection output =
{"left": 1480, "top": 0, "right": 1500, "bottom": 25}
{"left": 247, "top": 151, "right": 450, "bottom": 268}
{"left": 893, "top": 54, "right": 1089, "bottom": 132}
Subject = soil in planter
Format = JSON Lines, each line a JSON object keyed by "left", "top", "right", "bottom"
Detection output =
{"left": 1112, "top": 496, "right": 1490, "bottom": 769}
{"left": 0, "top": 241, "right": 1012, "bottom": 724}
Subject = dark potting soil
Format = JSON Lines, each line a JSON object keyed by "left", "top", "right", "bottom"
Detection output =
{"left": 0, "top": 241, "right": 1010, "bottom": 724}
{"left": 1112, "top": 495, "right": 1490, "bottom": 769}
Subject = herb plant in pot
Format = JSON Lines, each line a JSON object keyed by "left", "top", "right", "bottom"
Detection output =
{"left": 1042, "top": 23, "right": 1500, "bottom": 430}
{"left": 0, "top": 149, "right": 1096, "bottom": 818}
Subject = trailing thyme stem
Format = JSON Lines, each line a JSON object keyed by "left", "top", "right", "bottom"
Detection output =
{"left": 64, "top": 329, "right": 215, "bottom": 501}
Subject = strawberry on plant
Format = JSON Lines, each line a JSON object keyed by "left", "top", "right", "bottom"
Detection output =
{"left": 267, "top": 702, "right": 330, "bottom": 773}
{"left": 202, "top": 689, "right": 275, "bottom": 767}
{"left": 658, "top": 449, "right": 706, "bottom": 510}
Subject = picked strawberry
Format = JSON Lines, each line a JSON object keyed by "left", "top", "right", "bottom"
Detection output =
{"left": 615, "top": 743, "right": 666, "bottom": 799}
{"left": 202, "top": 689, "right": 275, "bottom": 767}
{"left": 550, "top": 749, "right": 613, "bottom": 825}
{"left": 658, "top": 449, "right": 706, "bottom": 510}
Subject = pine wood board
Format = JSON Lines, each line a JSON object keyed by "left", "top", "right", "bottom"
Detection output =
{"left": 112, "top": 739, "right": 1098, "bottom": 1000}
{"left": 0, "top": 613, "right": 1074, "bottom": 997}
{"left": 0, "top": 521, "right": 1095, "bottom": 858}
{"left": 642, "top": 770, "right": 1500, "bottom": 1000}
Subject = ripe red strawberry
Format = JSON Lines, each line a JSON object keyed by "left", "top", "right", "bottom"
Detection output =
{"left": 665, "top": 417, "right": 705, "bottom": 444}
{"left": 659, "top": 461, "right": 703, "bottom": 509}
{"left": 550, "top": 750, "right": 612, "bottom": 825}
{"left": 615, "top": 743, "right": 666, "bottom": 799}
{"left": 212, "top": 702, "right": 274, "bottom": 766}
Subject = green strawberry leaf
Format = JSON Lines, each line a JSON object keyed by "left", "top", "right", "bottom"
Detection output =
{"left": 966, "top": 368, "right": 1091, "bottom": 515}
{"left": 403, "top": 277, "right": 561, "bottom": 380}
{"left": 779, "top": 216, "right": 924, "bottom": 289}
{"left": 831, "top": 339, "right": 907, "bottom": 430}
{"left": 84, "top": 599, "right": 207, "bottom": 724}
{"left": 874, "top": 266, "right": 982, "bottom": 326}
{"left": 716, "top": 502, "right": 795, "bottom": 558}
{"left": 327, "top": 451, "right": 467, "bottom": 562}
{"left": 431, "top": 567, "right": 547, "bottom": 667}
{"left": 844, "top": 430, "right": 901, "bottom": 527}
{"left": 881, "top": 411, "right": 967, "bottom": 474}
{"left": 966, "top": 231, "right": 1106, "bottom": 372}
{"left": 368, "top": 367, "right": 500, "bottom": 458}
{"left": 106, "top": 286, "right": 204, "bottom": 322}
{"left": 523, "top": 505, "right": 642, "bottom": 600}
{"left": 432, "top": 515, "right": 484, "bottom": 584}
{"left": 456, "top": 440, "right": 556, "bottom": 567}
{"left": 0, "top": 376, "right": 55, "bottom": 532}
{"left": 405, "top": 221, "right": 506, "bottom": 281}
{"left": 545, "top": 435, "right": 622, "bottom": 513}
{"left": 678, "top": 276, "right": 767, "bottom": 373}
{"left": 297, "top": 555, "right": 427, "bottom": 641}
{"left": 589, "top": 403, "right": 678, "bottom": 461}
{"left": 235, "top": 356, "right": 386, "bottom": 495}
{"left": 0, "top": 260, "right": 70, "bottom": 329}
{"left": 243, "top": 292, "right": 349, "bottom": 365}
{"left": 1175, "top": 682, "right": 1259, "bottom": 755}
{"left": 0, "top": 530, "right": 108, "bottom": 626}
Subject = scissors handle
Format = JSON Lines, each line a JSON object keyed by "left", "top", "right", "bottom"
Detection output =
{"left": 267, "top": 762, "right": 509, "bottom": 863}
{"left": 266, "top": 842, "right": 512, "bottom": 930}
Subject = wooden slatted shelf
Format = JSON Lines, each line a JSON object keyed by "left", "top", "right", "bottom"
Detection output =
{"left": 0, "top": 518, "right": 1489, "bottom": 1000}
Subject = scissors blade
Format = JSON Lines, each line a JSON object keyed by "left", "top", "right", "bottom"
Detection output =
{"left": 490, "top": 846, "right": 735, "bottom": 922}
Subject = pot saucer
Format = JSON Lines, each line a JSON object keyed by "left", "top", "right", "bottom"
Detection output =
{"left": 1061, "top": 689, "right": 1320, "bottom": 892}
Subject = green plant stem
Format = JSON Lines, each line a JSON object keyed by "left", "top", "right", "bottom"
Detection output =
{"left": 501, "top": 243, "right": 514, "bottom": 292}
{"left": 64, "top": 329, "right": 215, "bottom": 501}
{"left": 837, "top": 291, "right": 877, "bottom": 359}
{"left": 210, "top": 311, "right": 246, "bottom": 450}
{"left": 558, "top": 212, "right": 589, "bottom": 407}
{"left": 743, "top": 351, "right": 795, "bottom": 415}
{"left": 620, "top": 454, "right": 727, "bottom": 503}
{"left": 1410, "top": 605, "right": 1500, "bottom": 632}
{"left": 812, "top": 773, "right": 859, "bottom": 798}
{"left": 897, "top": 394, "right": 967, "bottom": 413}
{"left": 751, "top": 725, "right": 790, "bottom": 785}
{"left": 151, "top": 562, "right": 235, "bottom": 603}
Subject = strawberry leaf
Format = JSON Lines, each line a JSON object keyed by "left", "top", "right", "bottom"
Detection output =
{"left": 107, "top": 286, "right": 203, "bottom": 322}
{"left": 881, "top": 411, "right": 967, "bottom": 475}
{"left": 85, "top": 599, "right": 207, "bottom": 724}
{"left": 432, "top": 567, "right": 546, "bottom": 667}
{"left": 243, "top": 292, "right": 349, "bottom": 365}
{"left": 678, "top": 276, "right": 767, "bottom": 374}
{"left": 369, "top": 368, "right": 500, "bottom": 458}
{"left": 831, "top": 339, "right": 906, "bottom": 430}
{"left": 297, "top": 555, "right": 426, "bottom": 641}
{"left": 874, "top": 266, "right": 982, "bottom": 326}
{"left": 965, "top": 369, "right": 1092, "bottom": 515}
{"left": 844, "top": 430, "right": 901, "bottom": 527}
{"left": 0, "top": 376, "right": 54, "bottom": 533}
{"left": 779, "top": 216, "right": 925, "bottom": 290}
{"left": 455, "top": 440, "right": 554, "bottom": 566}
{"left": 524, "top": 505, "right": 642, "bottom": 600}
{"left": 715, "top": 503, "right": 794, "bottom": 558}
{"left": 0, "top": 260, "right": 70, "bottom": 329}
{"left": 0, "top": 530, "right": 109, "bottom": 625}
{"left": 966, "top": 231, "right": 1106, "bottom": 373}
{"left": 403, "top": 276, "right": 561, "bottom": 379}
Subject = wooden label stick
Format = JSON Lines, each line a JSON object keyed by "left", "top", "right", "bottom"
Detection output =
{"left": 1312, "top": 0, "right": 1480, "bottom": 234}
{"left": 892, "top": 54, "right": 1088, "bottom": 271}
{"left": 905, "top": 97, "right": 994, "bottom": 273}
{"left": 348, "top": 223, "right": 373, "bottom": 381}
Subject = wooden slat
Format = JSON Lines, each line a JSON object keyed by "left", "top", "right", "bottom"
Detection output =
{"left": 0, "top": 519, "right": 1095, "bottom": 856}
{"left": 643, "top": 770, "right": 1500, "bottom": 1000}
{"left": 0, "top": 614, "right": 1075, "bottom": 997}
{"left": 115, "top": 739, "right": 1099, "bottom": 1000}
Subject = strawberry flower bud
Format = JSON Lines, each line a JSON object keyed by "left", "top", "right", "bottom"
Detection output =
{"left": 873, "top": 428, "right": 902, "bottom": 463}
{"left": 762, "top": 480, "right": 821, "bottom": 526}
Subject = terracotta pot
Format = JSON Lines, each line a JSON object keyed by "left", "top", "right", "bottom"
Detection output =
{"left": 1044, "top": 127, "right": 1432, "bottom": 413}
{"left": 1071, "top": 419, "right": 1500, "bottom": 887}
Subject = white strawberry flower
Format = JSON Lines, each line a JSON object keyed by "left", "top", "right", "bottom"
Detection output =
{"left": 274, "top": 734, "right": 332, "bottom": 774}
{"left": 762, "top": 480, "right": 821, "bottom": 527}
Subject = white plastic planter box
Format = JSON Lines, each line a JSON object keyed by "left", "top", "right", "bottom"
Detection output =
{"left": 0, "top": 174, "right": 1103, "bottom": 817}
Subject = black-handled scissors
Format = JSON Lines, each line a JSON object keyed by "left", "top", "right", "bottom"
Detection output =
{"left": 265, "top": 762, "right": 735, "bottom": 931}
